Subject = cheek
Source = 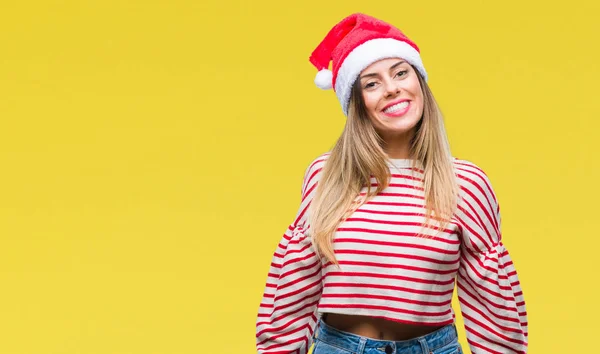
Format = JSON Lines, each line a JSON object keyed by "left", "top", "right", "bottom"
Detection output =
{"left": 409, "top": 86, "right": 424, "bottom": 113}
{"left": 362, "top": 92, "right": 379, "bottom": 112}
{"left": 414, "top": 95, "right": 424, "bottom": 112}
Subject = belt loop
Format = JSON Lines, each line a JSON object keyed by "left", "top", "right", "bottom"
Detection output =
{"left": 316, "top": 313, "right": 328, "bottom": 340}
{"left": 313, "top": 316, "right": 321, "bottom": 340}
{"left": 356, "top": 337, "right": 367, "bottom": 354}
{"left": 417, "top": 337, "right": 430, "bottom": 354}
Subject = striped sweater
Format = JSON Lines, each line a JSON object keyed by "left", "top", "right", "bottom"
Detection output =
{"left": 256, "top": 153, "right": 528, "bottom": 354}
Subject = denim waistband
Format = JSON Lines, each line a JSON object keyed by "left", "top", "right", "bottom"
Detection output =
{"left": 314, "top": 317, "right": 458, "bottom": 354}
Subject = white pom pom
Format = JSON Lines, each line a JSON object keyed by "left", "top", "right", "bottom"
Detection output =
{"left": 314, "top": 69, "right": 333, "bottom": 90}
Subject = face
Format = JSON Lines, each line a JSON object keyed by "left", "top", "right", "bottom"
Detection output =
{"left": 358, "top": 58, "right": 424, "bottom": 142}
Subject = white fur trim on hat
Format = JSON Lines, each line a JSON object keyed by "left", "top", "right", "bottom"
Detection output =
{"left": 334, "top": 38, "right": 427, "bottom": 116}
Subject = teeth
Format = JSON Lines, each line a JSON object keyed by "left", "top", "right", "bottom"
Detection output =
{"left": 384, "top": 101, "right": 409, "bottom": 114}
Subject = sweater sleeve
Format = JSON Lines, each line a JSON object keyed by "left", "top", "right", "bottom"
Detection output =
{"left": 454, "top": 161, "right": 528, "bottom": 354}
{"left": 255, "top": 156, "right": 326, "bottom": 354}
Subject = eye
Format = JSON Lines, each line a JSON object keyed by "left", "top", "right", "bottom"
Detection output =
{"left": 395, "top": 70, "right": 408, "bottom": 78}
{"left": 364, "top": 82, "right": 377, "bottom": 89}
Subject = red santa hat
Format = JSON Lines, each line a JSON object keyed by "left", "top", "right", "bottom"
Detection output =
{"left": 309, "top": 13, "right": 428, "bottom": 116}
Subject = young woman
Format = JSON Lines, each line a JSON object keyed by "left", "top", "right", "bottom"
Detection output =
{"left": 256, "top": 13, "right": 528, "bottom": 354}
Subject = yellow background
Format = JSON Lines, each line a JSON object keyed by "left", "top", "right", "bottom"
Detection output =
{"left": 0, "top": 1, "right": 598, "bottom": 353}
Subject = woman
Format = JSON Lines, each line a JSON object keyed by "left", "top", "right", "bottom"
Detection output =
{"left": 256, "top": 13, "right": 528, "bottom": 354}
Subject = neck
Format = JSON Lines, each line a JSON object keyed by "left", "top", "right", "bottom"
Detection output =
{"left": 385, "top": 147, "right": 411, "bottom": 159}
{"left": 382, "top": 132, "right": 414, "bottom": 159}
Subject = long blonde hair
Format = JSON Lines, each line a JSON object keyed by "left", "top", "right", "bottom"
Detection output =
{"left": 308, "top": 67, "right": 460, "bottom": 265}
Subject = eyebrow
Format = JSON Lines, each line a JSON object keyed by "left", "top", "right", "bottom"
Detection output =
{"left": 359, "top": 60, "right": 406, "bottom": 80}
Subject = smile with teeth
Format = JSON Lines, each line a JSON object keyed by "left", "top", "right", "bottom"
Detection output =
{"left": 383, "top": 101, "right": 410, "bottom": 114}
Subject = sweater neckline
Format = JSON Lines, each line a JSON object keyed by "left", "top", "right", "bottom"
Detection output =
{"left": 386, "top": 158, "right": 422, "bottom": 169}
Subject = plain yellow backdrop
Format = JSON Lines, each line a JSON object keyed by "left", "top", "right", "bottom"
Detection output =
{"left": 0, "top": 1, "right": 598, "bottom": 353}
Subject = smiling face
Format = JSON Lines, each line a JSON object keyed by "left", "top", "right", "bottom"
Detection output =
{"left": 358, "top": 58, "right": 424, "bottom": 144}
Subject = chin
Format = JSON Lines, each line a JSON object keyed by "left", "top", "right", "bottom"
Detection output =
{"left": 376, "top": 122, "right": 420, "bottom": 137}
{"left": 381, "top": 115, "right": 419, "bottom": 123}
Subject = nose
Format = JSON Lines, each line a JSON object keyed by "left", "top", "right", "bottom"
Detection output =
{"left": 383, "top": 78, "right": 400, "bottom": 97}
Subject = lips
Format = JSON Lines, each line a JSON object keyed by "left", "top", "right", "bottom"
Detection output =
{"left": 382, "top": 99, "right": 410, "bottom": 112}
{"left": 382, "top": 100, "right": 411, "bottom": 117}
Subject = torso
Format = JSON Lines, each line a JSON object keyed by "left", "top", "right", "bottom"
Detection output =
{"left": 323, "top": 313, "right": 444, "bottom": 341}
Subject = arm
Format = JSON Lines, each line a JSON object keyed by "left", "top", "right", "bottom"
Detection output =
{"left": 256, "top": 155, "right": 327, "bottom": 354}
{"left": 454, "top": 161, "right": 528, "bottom": 353}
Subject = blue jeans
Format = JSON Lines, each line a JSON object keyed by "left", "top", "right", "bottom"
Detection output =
{"left": 312, "top": 317, "right": 462, "bottom": 354}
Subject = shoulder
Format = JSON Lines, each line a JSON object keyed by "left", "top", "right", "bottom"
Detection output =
{"left": 302, "top": 152, "right": 330, "bottom": 182}
{"left": 300, "top": 152, "right": 330, "bottom": 196}
{"left": 452, "top": 157, "right": 498, "bottom": 204}
{"left": 305, "top": 152, "right": 330, "bottom": 171}
{"left": 453, "top": 157, "right": 490, "bottom": 181}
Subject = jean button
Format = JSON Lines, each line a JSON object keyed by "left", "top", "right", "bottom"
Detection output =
{"left": 385, "top": 344, "right": 393, "bottom": 354}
